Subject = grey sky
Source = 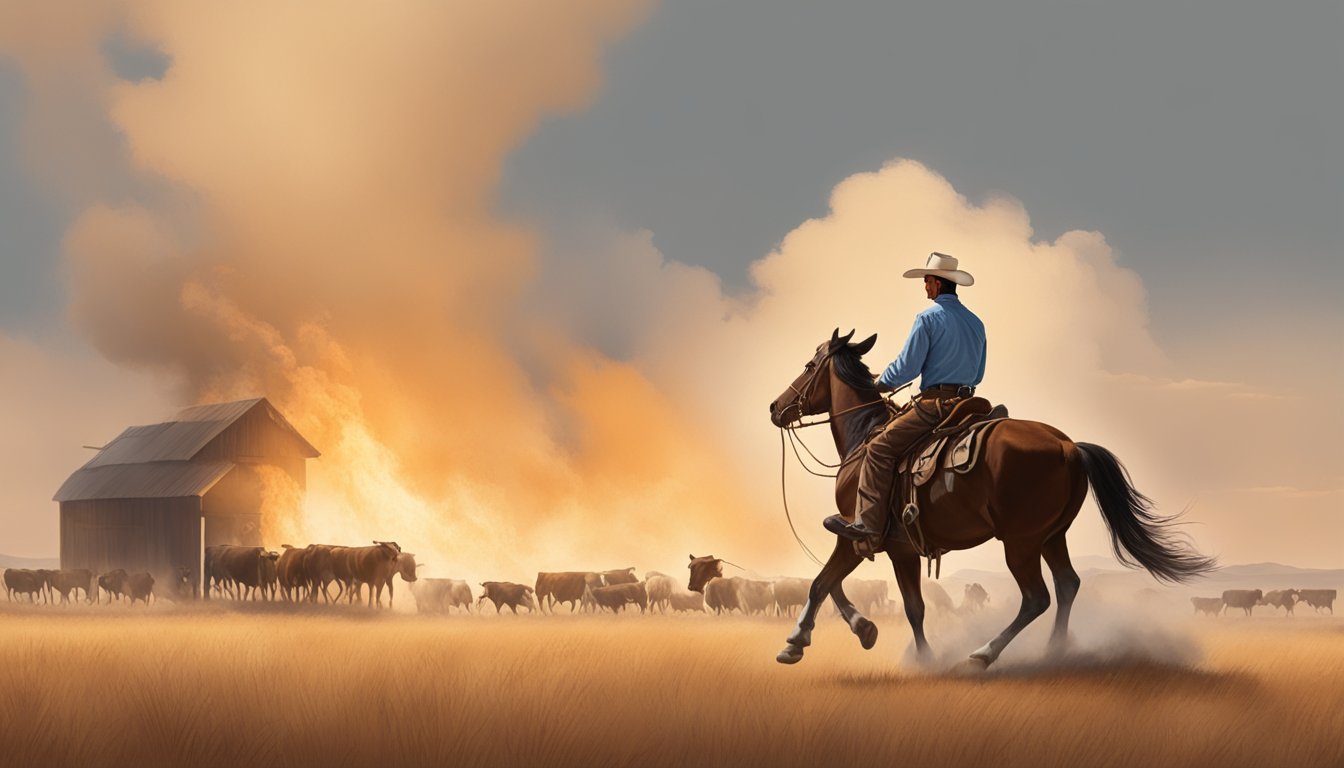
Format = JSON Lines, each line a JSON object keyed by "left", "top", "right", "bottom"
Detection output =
{"left": 1, "top": 0, "right": 1339, "bottom": 371}
{"left": 501, "top": 0, "right": 1340, "bottom": 370}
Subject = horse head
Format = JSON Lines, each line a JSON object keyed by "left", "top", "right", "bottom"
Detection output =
{"left": 769, "top": 329, "right": 878, "bottom": 427}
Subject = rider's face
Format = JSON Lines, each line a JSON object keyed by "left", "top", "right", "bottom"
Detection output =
{"left": 924, "top": 275, "right": 940, "bottom": 299}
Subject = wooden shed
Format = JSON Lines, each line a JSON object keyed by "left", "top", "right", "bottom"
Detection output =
{"left": 53, "top": 398, "right": 320, "bottom": 588}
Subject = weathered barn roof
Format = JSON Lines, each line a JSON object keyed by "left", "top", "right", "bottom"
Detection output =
{"left": 53, "top": 397, "right": 319, "bottom": 502}
{"left": 53, "top": 461, "right": 234, "bottom": 502}
{"left": 83, "top": 398, "right": 318, "bottom": 467}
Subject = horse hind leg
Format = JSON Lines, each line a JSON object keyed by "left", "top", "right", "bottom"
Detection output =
{"left": 1041, "top": 531, "right": 1081, "bottom": 654}
{"left": 890, "top": 549, "right": 931, "bottom": 661}
{"left": 961, "top": 538, "right": 1051, "bottom": 671}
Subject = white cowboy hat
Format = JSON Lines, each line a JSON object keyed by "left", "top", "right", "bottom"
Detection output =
{"left": 902, "top": 252, "right": 975, "bottom": 286}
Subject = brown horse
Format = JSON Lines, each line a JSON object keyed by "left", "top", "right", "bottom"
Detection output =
{"left": 761, "top": 329, "right": 1215, "bottom": 670}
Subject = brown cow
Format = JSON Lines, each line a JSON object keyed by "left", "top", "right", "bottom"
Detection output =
{"left": 97, "top": 569, "right": 128, "bottom": 604}
{"left": 1221, "top": 589, "right": 1262, "bottom": 616}
{"left": 688, "top": 554, "right": 725, "bottom": 593}
{"left": 1257, "top": 589, "right": 1300, "bottom": 616}
{"left": 412, "top": 578, "right": 473, "bottom": 614}
{"left": 536, "top": 571, "right": 602, "bottom": 613}
{"left": 50, "top": 569, "right": 95, "bottom": 605}
{"left": 126, "top": 572, "right": 155, "bottom": 605}
{"left": 478, "top": 581, "right": 535, "bottom": 614}
{"left": 301, "top": 544, "right": 339, "bottom": 603}
{"left": 3, "top": 569, "right": 42, "bottom": 602}
{"left": 601, "top": 567, "right": 638, "bottom": 586}
{"left": 335, "top": 542, "right": 403, "bottom": 608}
{"left": 1191, "top": 596, "right": 1224, "bottom": 616}
{"left": 1298, "top": 589, "right": 1336, "bottom": 614}
{"left": 384, "top": 552, "right": 419, "bottom": 609}
{"left": 590, "top": 582, "right": 649, "bottom": 614}
{"left": 645, "top": 571, "right": 677, "bottom": 613}
{"left": 205, "top": 545, "right": 273, "bottom": 600}
{"left": 277, "top": 545, "right": 308, "bottom": 602}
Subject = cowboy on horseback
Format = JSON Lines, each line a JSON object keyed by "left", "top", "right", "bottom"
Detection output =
{"left": 823, "top": 252, "right": 986, "bottom": 559}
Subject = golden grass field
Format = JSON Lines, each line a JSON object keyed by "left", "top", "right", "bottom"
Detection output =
{"left": 0, "top": 601, "right": 1340, "bottom": 768}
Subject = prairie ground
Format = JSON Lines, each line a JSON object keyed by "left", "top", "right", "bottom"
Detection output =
{"left": 0, "top": 601, "right": 1339, "bottom": 768}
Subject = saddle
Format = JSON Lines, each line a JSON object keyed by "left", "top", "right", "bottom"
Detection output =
{"left": 892, "top": 397, "right": 1009, "bottom": 575}
{"left": 897, "top": 397, "right": 1009, "bottom": 488}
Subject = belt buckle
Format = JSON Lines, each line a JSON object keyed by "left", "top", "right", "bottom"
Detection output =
{"left": 956, "top": 385, "right": 974, "bottom": 398}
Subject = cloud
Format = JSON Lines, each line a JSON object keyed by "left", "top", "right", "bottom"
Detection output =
{"left": 2, "top": 5, "right": 1338, "bottom": 580}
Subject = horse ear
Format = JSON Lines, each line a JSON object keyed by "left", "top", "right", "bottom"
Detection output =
{"left": 830, "top": 328, "right": 840, "bottom": 344}
{"left": 851, "top": 333, "right": 877, "bottom": 356}
{"left": 840, "top": 329, "right": 855, "bottom": 345}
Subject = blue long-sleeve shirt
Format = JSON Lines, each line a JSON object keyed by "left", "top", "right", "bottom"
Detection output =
{"left": 876, "top": 294, "right": 987, "bottom": 391}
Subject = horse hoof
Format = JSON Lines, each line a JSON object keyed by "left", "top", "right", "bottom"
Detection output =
{"left": 776, "top": 645, "right": 805, "bottom": 665}
{"left": 950, "top": 657, "right": 989, "bottom": 675}
{"left": 854, "top": 618, "right": 878, "bottom": 650}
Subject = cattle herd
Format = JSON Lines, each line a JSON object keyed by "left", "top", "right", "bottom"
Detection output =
{"left": 4, "top": 551, "right": 1337, "bottom": 623}
{"left": 1191, "top": 588, "right": 1337, "bottom": 616}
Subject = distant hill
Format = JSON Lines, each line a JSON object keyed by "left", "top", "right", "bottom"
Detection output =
{"left": 948, "top": 559, "right": 1344, "bottom": 598}
{"left": 0, "top": 554, "right": 60, "bottom": 570}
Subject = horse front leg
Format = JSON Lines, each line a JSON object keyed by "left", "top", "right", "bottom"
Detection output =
{"left": 778, "top": 538, "right": 865, "bottom": 664}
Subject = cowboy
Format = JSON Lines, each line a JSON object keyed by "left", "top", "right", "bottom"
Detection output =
{"left": 823, "top": 252, "right": 986, "bottom": 558}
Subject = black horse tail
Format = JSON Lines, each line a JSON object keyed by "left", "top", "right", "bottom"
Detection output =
{"left": 1076, "top": 442, "right": 1217, "bottom": 584}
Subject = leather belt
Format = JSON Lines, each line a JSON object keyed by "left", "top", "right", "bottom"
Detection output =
{"left": 920, "top": 383, "right": 975, "bottom": 398}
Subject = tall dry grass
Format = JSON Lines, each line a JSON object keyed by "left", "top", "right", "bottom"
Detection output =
{"left": 0, "top": 603, "right": 1339, "bottom": 768}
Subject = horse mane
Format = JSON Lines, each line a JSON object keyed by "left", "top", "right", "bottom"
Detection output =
{"left": 831, "top": 345, "right": 888, "bottom": 459}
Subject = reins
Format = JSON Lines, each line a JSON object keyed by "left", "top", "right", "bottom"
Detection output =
{"left": 776, "top": 366, "right": 912, "bottom": 566}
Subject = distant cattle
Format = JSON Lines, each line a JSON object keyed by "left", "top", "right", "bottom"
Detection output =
{"left": 1257, "top": 589, "right": 1300, "bottom": 616}
{"left": 601, "top": 568, "right": 638, "bottom": 586}
{"left": 772, "top": 577, "right": 811, "bottom": 616}
{"left": 1297, "top": 589, "right": 1337, "bottom": 614}
{"left": 590, "top": 582, "right": 649, "bottom": 614}
{"left": 153, "top": 567, "right": 195, "bottom": 602}
{"left": 738, "top": 579, "right": 774, "bottom": 615}
{"left": 259, "top": 552, "right": 280, "bottom": 601}
{"left": 3, "top": 569, "right": 43, "bottom": 602}
{"left": 848, "top": 579, "right": 890, "bottom": 615}
{"left": 413, "top": 579, "right": 474, "bottom": 614}
{"left": 97, "top": 570, "right": 128, "bottom": 603}
{"left": 299, "top": 544, "right": 339, "bottom": 603}
{"left": 379, "top": 552, "right": 419, "bottom": 609}
{"left": 922, "top": 581, "right": 954, "bottom": 613}
{"left": 687, "top": 555, "right": 725, "bottom": 593}
{"left": 704, "top": 577, "right": 743, "bottom": 615}
{"left": 277, "top": 545, "right": 308, "bottom": 602}
{"left": 1221, "top": 589, "right": 1263, "bottom": 616}
{"left": 478, "top": 581, "right": 535, "bottom": 614}
{"left": 961, "top": 583, "right": 990, "bottom": 613}
{"left": 669, "top": 589, "right": 705, "bottom": 613}
{"left": 49, "top": 569, "right": 95, "bottom": 605}
{"left": 333, "top": 541, "right": 403, "bottom": 608}
{"left": 126, "top": 572, "right": 155, "bottom": 605}
{"left": 645, "top": 572, "right": 677, "bottom": 613}
{"left": 205, "top": 545, "right": 277, "bottom": 600}
{"left": 536, "top": 571, "right": 601, "bottom": 613}
{"left": 1191, "top": 597, "right": 1224, "bottom": 616}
